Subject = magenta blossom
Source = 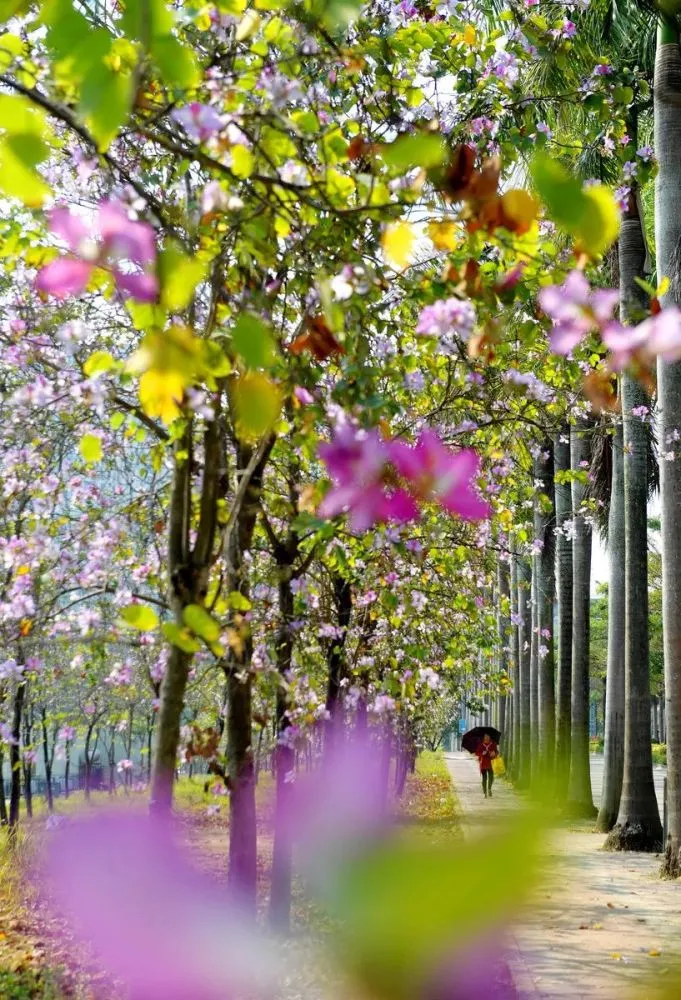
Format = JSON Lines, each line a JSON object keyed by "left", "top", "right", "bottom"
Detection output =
{"left": 538, "top": 270, "right": 618, "bottom": 354}
{"left": 603, "top": 307, "right": 681, "bottom": 368}
{"left": 36, "top": 202, "right": 157, "bottom": 302}
{"left": 318, "top": 425, "right": 418, "bottom": 533}
{"left": 388, "top": 431, "right": 490, "bottom": 521}
{"left": 40, "top": 812, "right": 279, "bottom": 1000}
{"left": 171, "top": 102, "right": 224, "bottom": 142}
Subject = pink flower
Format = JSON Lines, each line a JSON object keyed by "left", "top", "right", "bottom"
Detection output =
{"left": 318, "top": 425, "right": 418, "bottom": 533}
{"left": 538, "top": 271, "right": 618, "bottom": 354}
{"left": 388, "top": 431, "right": 490, "bottom": 521}
{"left": 604, "top": 308, "right": 681, "bottom": 368}
{"left": 40, "top": 812, "right": 278, "bottom": 1000}
{"left": 171, "top": 103, "right": 224, "bottom": 142}
{"left": 36, "top": 201, "right": 157, "bottom": 302}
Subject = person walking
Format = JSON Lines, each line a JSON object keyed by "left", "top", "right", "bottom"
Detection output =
{"left": 475, "top": 732, "right": 499, "bottom": 798}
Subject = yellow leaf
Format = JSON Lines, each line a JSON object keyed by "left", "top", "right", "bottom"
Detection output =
{"left": 231, "top": 372, "right": 282, "bottom": 442}
{"left": 382, "top": 220, "right": 415, "bottom": 270}
{"left": 236, "top": 9, "right": 261, "bottom": 40}
{"left": 139, "top": 370, "right": 185, "bottom": 424}
{"left": 649, "top": 950, "right": 662, "bottom": 957}
{"left": 501, "top": 189, "right": 538, "bottom": 227}
{"left": 463, "top": 24, "right": 476, "bottom": 45}
{"left": 231, "top": 144, "right": 254, "bottom": 179}
{"left": 657, "top": 276, "right": 670, "bottom": 298}
{"left": 428, "top": 220, "right": 458, "bottom": 251}
{"left": 578, "top": 184, "right": 620, "bottom": 258}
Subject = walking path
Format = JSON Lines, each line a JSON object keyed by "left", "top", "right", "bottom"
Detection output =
{"left": 445, "top": 752, "right": 681, "bottom": 1000}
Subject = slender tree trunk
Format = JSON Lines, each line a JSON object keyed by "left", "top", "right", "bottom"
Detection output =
{"left": 510, "top": 555, "right": 520, "bottom": 778}
{"left": 554, "top": 429, "right": 573, "bottom": 798}
{"left": 535, "top": 445, "right": 556, "bottom": 781}
{"left": 655, "top": 27, "right": 681, "bottom": 875}
{"left": 270, "top": 567, "right": 295, "bottom": 931}
{"left": 226, "top": 440, "right": 272, "bottom": 912}
{"left": 324, "top": 573, "right": 352, "bottom": 731}
{"left": 517, "top": 557, "right": 532, "bottom": 787}
{"left": 529, "top": 558, "right": 539, "bottom": 782}
{"left": 597, "top": 423, "right": 626, "bottom": 832}
{"left": 41, "top": 707, "right": 54, "bottom": 813}
{"left": 0, "top": 748, "right": 7, "bottom": 825}
{"left": 8, "top": 677, "right": 26, "bottom": 834}
{"left": 567, "top": 421, "right": 596, "bottom": 817}
{"left": 607, "top": 211, "right": 662, "bottom": 850}
{"left": 64, "top": 743, "right": 71, "bottom": 798}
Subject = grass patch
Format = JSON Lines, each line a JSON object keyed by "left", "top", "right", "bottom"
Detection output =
{"left": 398, "top": 751, "right": 461, "bottom": 840}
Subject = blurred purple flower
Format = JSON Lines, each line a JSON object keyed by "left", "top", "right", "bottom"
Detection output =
{"left": 318, "top": 425, "right": 418, "bottom": 532}
{"left": 388, "top": 431, "right": 490, "bottom": 521}
{"left": 40, "top": 812, "right": 278, "bottom": 1000}
{"left": 538, "top": 270, "right": 618, "bottom": 354}
{"left": 604, "top": 307, "right": 681, "bottom": 367}
{"left": 36, "top": 202, "right": 157, "bottom": 302}
{"left": 172, "top": 102, "right": 224, "bottom": 142}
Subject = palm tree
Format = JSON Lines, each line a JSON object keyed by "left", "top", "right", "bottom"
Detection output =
{"left": 535, "top": 445, "right": 556, "bottom": 779}
{"left": 567, "top": 420, "right": 596, "bottom": 817}
{"left": 596, "top": 421, "right": 626, "bottom": 832}
{"left": 510, "top": 553, "right": 521, "bottom": 777}
{"left": 654, "top": 20, "right": 681, "bottom": 872}
{"left": 554, "top": 428, "right": 573, "bottom": 798}
{"left": 606, "top": 212, "right": 662, "bottom": 850}
{"left": 517, "top": 555, "right": 532, "bottom": 787}
{"left": 497, "top": 559, "right": 511, "bottom": 756}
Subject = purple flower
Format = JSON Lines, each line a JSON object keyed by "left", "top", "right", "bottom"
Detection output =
{"left": 416, "top": 298, "right": 476, "bottom": 348}
{"left": 561, "top": 18, "right": 577, "bottom": 36}
{"left": 388, "top": 430, "right": 491, "bottom": 521}
{"left": 294, "top": 386, "right": 315, "bottom": 405}
{"left": 36, "top": 202, "right": 157, "bottom": 302}
{"left": 594, "top": 62, "right": 613, "bottom": 75}
{"left": 171, "top": 103, "right": 224, "bottom": 142}
{"left": 318, "top": 425, "right": 418, "bottom": 533}
{"left": 39, "top": 812, "right": 279, "bottom": 1000}
{"left": 538, "top": 270, "right": 618, "bottom": 354}
{"left": 637, "top": 145, "right": 654, "bottom": 163}
{"left": 604, "top": 308, "right": 681, "bottom": 367}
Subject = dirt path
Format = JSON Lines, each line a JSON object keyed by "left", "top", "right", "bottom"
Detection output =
{"left": 445, "top": 752, "right": 681, "bottom": 1000}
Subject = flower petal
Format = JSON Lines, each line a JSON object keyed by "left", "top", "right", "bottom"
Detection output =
{"left": 35, "top": 257, "right": 92, "bottom": 298}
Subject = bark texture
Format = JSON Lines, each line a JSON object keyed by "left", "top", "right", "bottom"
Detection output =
{"left": 554, "top": 429, "right": 573, "bottom": 798}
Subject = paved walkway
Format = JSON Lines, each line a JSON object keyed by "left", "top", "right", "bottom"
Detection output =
{"left": 445, "top": 752, "right": 681, "bottom": 1000}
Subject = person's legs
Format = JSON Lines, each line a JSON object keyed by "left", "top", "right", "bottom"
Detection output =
{"left": 482, "top": 769, "right": 489, "bottom": 796}
{"left": 488, "top": 769, "right": 495, "bottom": 797}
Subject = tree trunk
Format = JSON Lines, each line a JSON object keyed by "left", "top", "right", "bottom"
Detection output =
{"left": 8, "top": 678, "right": 26, "bottom": 834}
{"left": 510, "top": 555, "right": 520, "bottom": 778}
{"left": 41, "top": 707, "right": 54, "bottom": 813}
{"left": 655, "top": 28, "right": 681, "bottom": 876}
{"left": 226, "top": 439, "right": 272, "bottom": 912}
{"left": 324, "top": 574, "right": 352, "bottom": 725}
{"left": 607, "top": 211, "right": 662, "bottom": 850}
{"left": 567, "top": 421, "right": 596, "bottom": 817}
{"left": 597, "top": 422, "right": 626, "bottom": 832}
{"left": 517, "top": 556, "right": 532, "bottom": 787}
{"left": 529, "top": 557, "right": 539, "bottom": 783}
{"left": 150, "top": 645, "right": 191, "bottom": 809}
{"left": 0, "top": 749, "right": 7, "bottom": 825}
{"left": 535, "top": 445, "right": 556, "bottom": 782}
{"left": 554, "top": 428, "right": 573, "bottom": 798}
{"left": 270, "top": 568, "right": 295, "bottom": 931}
{"left": 64, "top": 742, "right": 71, "bottom": 798}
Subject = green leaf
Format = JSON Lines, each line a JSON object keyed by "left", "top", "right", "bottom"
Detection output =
{"left": 329, "top": 811, "right": 542, "bottom": 1000}
{"left": 232, "top": 372, "right": 283, "bottom": 442}
{"left": 120, "top": 604, "right": 160, "bottom": 631}
{"left": 0, "top": 133, "right": 50, "bottom": 206}
{"left": 120, "top": 0, "right": 199, "bottom": 89}
{"left": 152, "top": 34, "right": 199, "bottom": 88}
{"left": 159, "top": 243, "right": 208, "bottom": 312}
{"left": 227, "top": 591, "right": 252, "bottom": 611}
{"left": 381, "top": 134, "right": 447, "bottom": 171}
{"left": 0, "top": 0, "right": 31, "bottom": 20}
{"left": 80, "top": 61, "right": 134, "bottom": 152}
{"left": 183, "top": 604, "right": 221, "bottom": 643}
{"left": 84, "top": 350, "right": 116, "bottom": 376}
{"left": 110, "top": 412, "right": 125, "bottom": 431}
{"left": 79, "top": 433, "right": 103, "bottom": 464}
{"left": 231, "top": 313, "right": 277, "bottom": 369}
{"left": 162, "top": 622, "right": 202, "bottom": 653}
{"left": 531, "top": 154, "right": 619, "bottom": 257}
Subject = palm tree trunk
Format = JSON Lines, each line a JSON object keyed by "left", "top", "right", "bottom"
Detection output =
{"left": 497, "top": 559, "right": 511, "bottom": 764}
{"left": 597, "top": 422, "right": 625, "bottom": 832}
{"left": 567, "top": 421, "right": 596, "bottom": 817}
{"left": 510, "top": 554, "right": 520, "bottom": 777}
{"left": 554, "top": 428, "right": 573, "bottom": 798}
{"left": 606, "top": 213, "right": 662, "bottom": 850}
{"left": 655, "top": 26, "right": 681, "bottom": 876}
{"left": 530, "top": 558, "right": 539, "bottom": 782}
{"left": 517, "top": 556, "right": 532, "bottom": 787}
{"left": 535, "top": 445, "right": 556, "bottom": 780}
